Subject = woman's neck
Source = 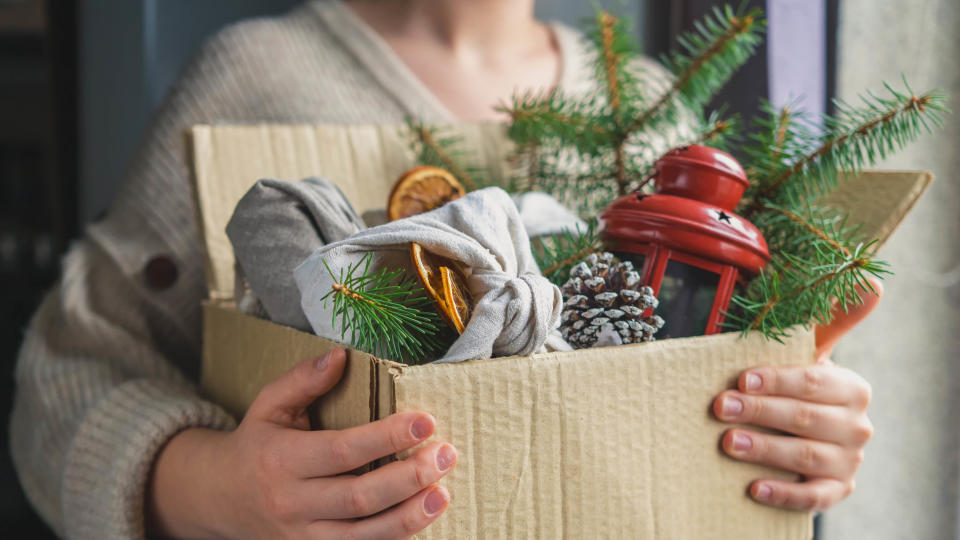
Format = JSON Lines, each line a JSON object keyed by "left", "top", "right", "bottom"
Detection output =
{"left": 347, "top": 0, "right": 540, "bottom": 57}
{"left": 345, "top": 0, "right": 558, "bottom": 121}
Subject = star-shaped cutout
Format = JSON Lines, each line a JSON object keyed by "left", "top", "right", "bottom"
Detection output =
{"left": 715, "top": 210, "right": 732, "bottom": 224}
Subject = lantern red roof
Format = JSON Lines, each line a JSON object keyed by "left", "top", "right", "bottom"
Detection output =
{"left": 600, "top": 145, "right": 769, "bottom": 275}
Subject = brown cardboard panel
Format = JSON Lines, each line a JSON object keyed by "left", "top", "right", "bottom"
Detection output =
{"left": 823, "top": 170, "right": 933, "bottom": 252}
{"left": 202, "top": 301, "right": 375, "bottom": 429}
{"left": 394, "top": 329, "right": 814, "bottom": 540}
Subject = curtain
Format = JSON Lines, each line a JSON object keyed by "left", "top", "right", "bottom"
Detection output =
{"left": 826, "top": 1, "right": 960, "bottom": 538}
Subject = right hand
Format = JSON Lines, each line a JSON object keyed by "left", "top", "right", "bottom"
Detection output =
{"left": 149, "top": 348, "right": 457, "bottom": 539}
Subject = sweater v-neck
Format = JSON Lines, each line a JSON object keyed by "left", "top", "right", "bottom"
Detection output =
{"left": 308, "top": 0, "right": 586, "bottom": 123}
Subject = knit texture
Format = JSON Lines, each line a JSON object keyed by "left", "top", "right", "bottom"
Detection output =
{"left": 9, "top": 2, "right": 682, "bottom": 538}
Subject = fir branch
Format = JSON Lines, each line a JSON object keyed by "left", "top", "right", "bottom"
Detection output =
{"left": 743, "top": 84, "right": 947, "bottom": 216}
{"left": 599, "top": 11, "right": 623, "bottom": 112}
{"left": 759, "top": 203, "right": 850, "bottom": 257}
{"left": 407, "top": 118, "right": 478, "bottom": 191}
{"left": 631, "top": 5, "right": 763, "bottom": 133}
{"left": 534, "top": 221, "right": 605, "bottom": 287}
{"left": 320, "top": 253, "right": 451, "bottom": 364}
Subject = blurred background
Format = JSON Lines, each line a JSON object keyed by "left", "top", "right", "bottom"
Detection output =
{"left": 0, "top": 0, "right": 956, "bottom": 538}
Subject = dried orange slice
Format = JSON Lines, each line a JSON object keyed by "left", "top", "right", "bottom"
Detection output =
{"left": 440, "top": 266, "right": 471, "bottom": 333}
{"left": 387, "top": 166, "right": 465, "bottom": 221}
{"left": 410, "top": 242, "right": 472, "bottom": 334}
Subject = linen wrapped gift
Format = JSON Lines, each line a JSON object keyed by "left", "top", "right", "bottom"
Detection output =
{"left": 227, "top": 177, "right": 571, "bottom": 363}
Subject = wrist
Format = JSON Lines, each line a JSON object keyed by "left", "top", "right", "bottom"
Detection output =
{"left": 147, "top": 427, "right": 234, "bottom": 539}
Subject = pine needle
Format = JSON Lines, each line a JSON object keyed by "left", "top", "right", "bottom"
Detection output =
{"left": 320, "top": 253, "right": 453, "bottom": 364}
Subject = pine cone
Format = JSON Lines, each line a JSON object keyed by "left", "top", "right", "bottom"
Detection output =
{"left": 558, "top": 252, "right": 665, "bottom": 349}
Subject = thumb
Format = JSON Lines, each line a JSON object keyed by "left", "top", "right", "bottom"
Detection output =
{"left": 815, "top": 276, "right": 884, "bottom": 363}
{"left": 247, "top": 348, "right": 347, "bottom": 423}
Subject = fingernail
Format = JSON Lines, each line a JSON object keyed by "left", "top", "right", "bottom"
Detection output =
{"left": 732, "top": 432, "right": 753, "bottom": 451}
{"left": 745, "top": 372, "right": 762, "bottom": 392}
{"left": 423, "top": 487, "right": 449, "bottom": 516}
{"left": 755, "top": 484, "right": 772, "bottom": 500}
{"left": 722, "top": 396, "right": 743, "bottom": 417}
{"left": 316, "top": 351, "right": 332, "bottom": 371}
{"left": 411, "top": 416, "right": 434, "bottom": 440}
{"left": 436, "top": 445, "right": 457, "bottom": 472}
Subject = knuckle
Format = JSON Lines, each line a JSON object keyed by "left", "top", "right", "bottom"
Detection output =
{"left": 346, "top": 486, "right": 373, "bottom": 516}
{"left": 851, "top": 448, "right": 866, "bottom": 469}
{"left": 329, "top": 436, "right": 354, "bottom": 471}
{"left": 802, "top": 366, "right": 824, "bottom": 396}
{"left": 844, "top": 480, "right": 857, "bottom": 498}
{"left": 853, "top": 418, "right": 874, "bottom": 445}
{"left": 795, "top": 443, "right": 825, "bottom": 473}
{"left": 399, "top": 507, "right": 424, "bottom": 535}
{"left": 855, "top": 380, "right": 873, "bottom": 408}
{"left": 792, "top": 404, "right": 817, "bottom": 431}
{"left": 388, "top": 422, "right": 410, "bottom": 454}
{"left": 408, "top": 459, "right": 430, "bottom": 490}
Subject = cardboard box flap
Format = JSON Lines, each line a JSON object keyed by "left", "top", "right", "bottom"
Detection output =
{"left": 190, "top": 123, "right": 510, "bottom": 299}
{"left": 392, "top": 328, "right": 815, "bottom": 539}
{"left": 823, "top": 170, "right": 933, "bottom": 251}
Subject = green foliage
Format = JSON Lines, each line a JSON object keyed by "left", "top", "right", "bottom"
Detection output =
{"left": 406, "top": 118, "right": 486, "bottom": 191}
{"left": 743, "top": 81, "right": 948, "bottom": 211}
{"left": 532, "top": 220, "right": 605, "bottom": 287}
{"left": 321, "top": 253, "right": 453, "bottom": 364}
{"left": 499, "top": 6, "right": 763, "bottom": 216}
{"left": 404, "top": 5, "right": 947, "bottom": 341}
{"left": 731, "top": 82, "right": 947, "bottom": 336}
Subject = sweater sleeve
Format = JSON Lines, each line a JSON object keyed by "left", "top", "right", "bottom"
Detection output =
{"left": 7, "top": 22, "right": 266, "bottom": 539}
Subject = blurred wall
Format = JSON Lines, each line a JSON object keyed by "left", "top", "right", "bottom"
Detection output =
{"left": 827, "top": 1, "right": 960, "bottom": 539}
{"left": 79, "top": 0, "right": 641, "bottom": 223}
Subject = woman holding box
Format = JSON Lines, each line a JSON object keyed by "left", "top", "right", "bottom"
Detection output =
{"left": 10, "top": 1, "right": 875, "bottom": 538}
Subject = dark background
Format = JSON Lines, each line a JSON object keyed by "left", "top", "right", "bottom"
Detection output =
{"left": 0, "top": 0, "right": 834, "bottom": 536}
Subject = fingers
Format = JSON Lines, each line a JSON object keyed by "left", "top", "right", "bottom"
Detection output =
{"left": 815, "top": 276, "right": 883, "bottom": 362}
{"left": 288, "top": 411, "right": 438, "bottom": 477}
{"left": 308, "top": 442, "right": 458, "bottom": 520}
{"left": 714, "top": 391, "right": 874, "bottom": 446}
{"left": 736, "top": 364, "right": 872, "bottom": 408}
{"left": 248, "top": 349, "right": 347, "bottom": 424}
{"left": 721, "top": 429, "right": 864, "bottom": 479}
{"left": 749, "top": 477, "right": 855, "bottom": 512}
{"left": 319, "top": 485, "right": 451, "bottom": 540}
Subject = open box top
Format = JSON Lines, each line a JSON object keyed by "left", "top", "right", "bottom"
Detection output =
{"left": 190, "top": 123, "right": 932, "bottom": 539}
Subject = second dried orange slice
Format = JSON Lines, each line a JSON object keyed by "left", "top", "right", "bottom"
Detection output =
{"left": 387, "top": 166, "right": 465, "bottom": 221}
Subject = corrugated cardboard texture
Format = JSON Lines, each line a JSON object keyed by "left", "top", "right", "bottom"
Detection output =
{"left": 202, "top": 301, "right": 374, "bottom": 429}
{"left": 191, "top": 123, "right": 931, "bottom": 540}
{"left": 394, "top": 330, "right": 813, "bottom": 539}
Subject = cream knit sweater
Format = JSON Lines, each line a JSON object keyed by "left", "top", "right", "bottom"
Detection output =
{"left": 10, "top": 2, "right": 680, "bottom": 538}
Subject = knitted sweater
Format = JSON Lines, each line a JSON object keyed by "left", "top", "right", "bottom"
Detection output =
{"left": 9, "top": 2, "right": 678, "bottom": 538}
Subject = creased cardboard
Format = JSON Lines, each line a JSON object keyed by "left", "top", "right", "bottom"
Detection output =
{"left": 191, "top": 123, "right": 931, "bottom": 540}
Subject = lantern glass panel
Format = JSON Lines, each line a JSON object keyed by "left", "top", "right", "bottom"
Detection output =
{"left": 656, "top": 260, "right": 720, "bottom": 339}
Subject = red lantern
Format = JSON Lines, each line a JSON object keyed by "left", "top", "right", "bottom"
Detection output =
{"left": 599, "top": 145, "right": 770, "bottom": 338}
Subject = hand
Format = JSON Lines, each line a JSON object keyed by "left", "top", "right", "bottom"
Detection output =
{"left": 712, "top": 278, "right": 882, "bottom": 512}
{"left": 149, "top": 348, "right": 457, "bottom": 539}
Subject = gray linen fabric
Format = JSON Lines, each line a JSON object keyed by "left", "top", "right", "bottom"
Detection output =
{"left": 295, "top": 187, "right": 571, "bottom": 362}
{"left": 226, "top": 177, "right": 365, "bottom": 330}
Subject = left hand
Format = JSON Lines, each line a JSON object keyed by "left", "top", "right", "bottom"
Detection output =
{"left": 712, "top": 278, "right": 883, "bottom": 511}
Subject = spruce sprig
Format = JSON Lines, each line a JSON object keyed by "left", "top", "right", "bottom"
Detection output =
{"left": 743, "top": 81, "right": 947, "bottom": 215}
{"left": 500, "top": 7, "right": 761, "bottom": 215}
{"left": 532, "top": 220, "right": 605, "bottom": 287}
{"left": 634, "top": 5, "right": 764, "bottom": 132}
{"left": 321, "top": 253, "right": 451, "bottom": 364}
{"left": 407, "top": 118, "right": 482, "bottom": 191}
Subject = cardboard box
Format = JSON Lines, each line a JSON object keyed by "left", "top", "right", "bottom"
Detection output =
{"left": 190, "top": 123, "right": 931, "bottom": 539}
